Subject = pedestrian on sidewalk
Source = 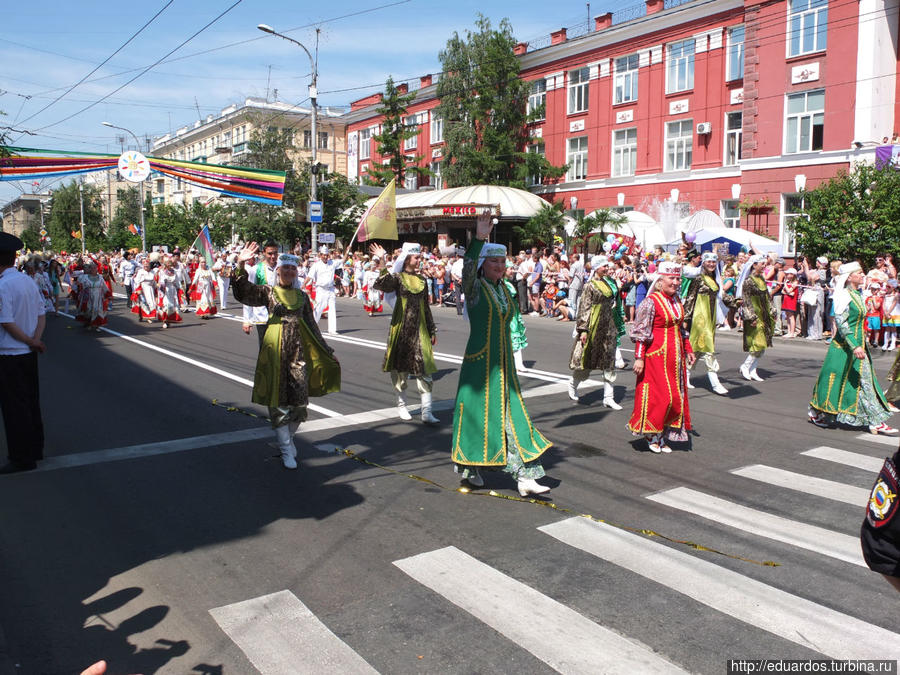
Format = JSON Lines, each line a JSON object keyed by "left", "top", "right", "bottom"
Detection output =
{"left": 233, "top": 244, "right": 341, "bottom": 469}
{"left": 369, "top": 242, "right": 440, "bottom": 425}
{"left": 0, "top": 232, "right": 46, "bottom": 474}
{"left": 451, "top": 213, "right": 552, "bottom": 497}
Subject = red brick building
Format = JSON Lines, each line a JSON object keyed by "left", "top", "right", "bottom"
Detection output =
{"left": 344, "top": 0, "right": 900, "bottom": 254}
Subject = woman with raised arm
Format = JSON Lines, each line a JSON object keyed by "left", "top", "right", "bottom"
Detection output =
{"left": 369, "top": 241, "right": 439, "bottom": 425}
{"left": 233, "top": 243, "right": 341, "bottom": 469}
{"left": 451, "top": 213, "right": 553, "bottom": 496}
{"left": 737, "top": 254, "right": 776, "bottom": 381}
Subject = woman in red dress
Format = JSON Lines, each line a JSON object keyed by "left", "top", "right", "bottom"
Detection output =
{"left": 627, "top": 261, "right": 696, "bottom": 453}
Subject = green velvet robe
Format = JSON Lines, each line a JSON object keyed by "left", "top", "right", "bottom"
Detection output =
{"left": 810, "top": 289, "right": 890, "bottom": 420}
{"left": 568, "top": 276, "right": 625, "bottom": 372}
{"left": 373, "top": 271, "right": 436, "bottom": 376}
{"left": 450, "top": 239, "right": 551, "bottom": 467}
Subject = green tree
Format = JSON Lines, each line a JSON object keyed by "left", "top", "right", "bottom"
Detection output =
{"left": 571, "top": 209, "right": 627, "bottom": 254}
{"left": 434, "top": 14, "right": 566, "bottom": 188}
{"left": 367, "top": 76, "right": 425, "bottom": 187}
{"left": 107, "top": 186, "right": 143, "bottom": 251}
{"left": 513, "top": 201, "right": 565, "bottom": 248}
{"left": 20, "top": 224, "right": 41, "bottom": 252}
{"left": 797, "top": 163, "right": 900, "bottom": 266}
{"left": 47, "top": 180, "right": 104, "bottom": 252}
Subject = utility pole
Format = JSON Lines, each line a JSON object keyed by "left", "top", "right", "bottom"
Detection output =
{"left": 78, "top": 178, "right": 86, "bottom": 254}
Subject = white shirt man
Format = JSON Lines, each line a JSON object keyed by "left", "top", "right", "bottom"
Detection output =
{"left": 243, "top": 257, "right": 277, "bottom": 343}
{"left": 449, "top": 254, "right": 465, "bottom": 315}
{"left": 308, "top": 247, "right": 344, "bottom": 334}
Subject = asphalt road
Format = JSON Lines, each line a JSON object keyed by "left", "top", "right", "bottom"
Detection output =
{"left": 1, "top": 290, "right": 899, "bottom": 675}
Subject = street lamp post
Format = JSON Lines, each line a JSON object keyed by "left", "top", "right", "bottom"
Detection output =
{"left": 103, "top": 121, "right": 147, "bottom": 253}
{"left": 258, "top": 23, "right": 319, "bottom": 251}
{"left": 78, "top": 179, "right": 86, "bottom": 254}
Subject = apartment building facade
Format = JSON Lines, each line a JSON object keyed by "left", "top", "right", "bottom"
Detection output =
{"left": 344, "top": 0, "right": 900, "bottom": 254}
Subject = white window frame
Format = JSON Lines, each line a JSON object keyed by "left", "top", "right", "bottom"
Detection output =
{"left": 727, "top": 26, "right": 745, "bottom": 81}
{"left": 724, "top": 111, "right": 743, "bottom": 166}
{"left": 527, "top": 142, "right": 545, "bottom": 186}
{"left": 614, "top": 54, "right": 639, "bottom": 105}
{"left": 787, "top": 0, "right": 827, "bottom": 57}
{"left": 430, "top": 160, "right": 442, "bottom": 189}
{"left": 527, "top": 80, "right": 547, "bottom": 120}
{"left": 404, "top": 115, "right": 418, "bottom": 151}
{"left": 612, "top": 127, "right": 637, "bottom": 177}
{"left": 781, "top": 193, "right": 806, "bottom": 255}
{"left": 664, "top": 119, "right": 693, "bottom": 171}
{"left": 785, "top": 89, "right": 824, "bottom": 154}
{"left": 721, "top": 200, "right": 741, "bottom": 228}
{"left": 430, "top": 114, "right": 443, "bottom": 144}
{"left": 359, "top": 128, "right": 371, "bottom": 159}
{"left": 567, "top": 67, "right": 590, "bottom": 115}
{"left": 666, "top": 39, "right": 695, "bottom": 94}
{"left": 403, "top": 171, "right": 418, "bottom": 191}
{"left": 566, "top": 136, "right": 588, "bottom": 182}
{"left": 303, "top": 130, "right": 312, "bottom": 149}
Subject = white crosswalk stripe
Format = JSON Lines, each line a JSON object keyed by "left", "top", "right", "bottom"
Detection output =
{"left": 210, "top": 590, "right": 378, "bottom": 675}
{"left": 855, "top": 432, "right": 899, "bottom": 446}
{"left": 539, "top": 517, "right": 900, "bottom": 662}
{"left": 393, "top": 546, "right": 687, "bottom": 674}
{"left": 801, "top": 446, "right": 884, "bottom": 472}
{"left": 646, "top": 486, "right": 866, "bottom": 566}
{"left": 730, "top": 464, "right": 870, "bottom": 505}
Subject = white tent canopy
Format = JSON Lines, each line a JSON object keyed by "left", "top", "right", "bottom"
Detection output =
{"left": 663, "top": 226, "right": 782, "bottom": 255}
{"left": 583, "top": 209, "right": 668, "bottom": 248}
{"left": 360, "top": 184, "right": 551, "bottom": 219}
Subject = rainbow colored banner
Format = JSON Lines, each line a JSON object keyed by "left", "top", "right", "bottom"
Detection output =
{"left": 0, "top": 146, "right": 286, "bottom": 205}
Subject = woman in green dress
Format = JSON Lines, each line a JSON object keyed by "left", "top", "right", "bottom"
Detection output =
{"left": 736, "top": 254, "right": 776, "bottom": 382}
{"left": 451, "top": 214, "right": 552, "bottom": 497}
{"left": 503, "top": 260, "right": 528, "bottom": 372}
{"left": 809, "top": 261, "right": 897, "bottom": 435}
{"left": 233, "top": 244, "right": 341, "bottom": 469}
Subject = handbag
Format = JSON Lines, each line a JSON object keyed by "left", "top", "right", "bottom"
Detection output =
{"left": 800, "top": 287, "right": 818, "bottom": 306}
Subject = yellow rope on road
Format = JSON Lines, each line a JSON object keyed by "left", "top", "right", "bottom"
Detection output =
{"left": 211, "top": 398, "right": 780, "bottom": 568}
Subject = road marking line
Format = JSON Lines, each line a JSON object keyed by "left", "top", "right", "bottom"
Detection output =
{"left": 730, "top": 464, "right": 869, "bottom": 505}
{"left": 645, "top": 487, "right": 865, "bottom": 567}
{"left": 393, "top": 546, "right": 686, "bottom": 674}
{"left": 854, "top": 432, "right": 899, "bottom": 446}
{"left": 801, "top": 446, "right": 884, "bottom": 473}
{"left": 27, "top": 385, "right": 565, "bottom": 471}
{"left": 209, "top": 590, "right": 378, "bottom": 675}
{"left": 59, "top": 312, "right": 341, "bottom": 418}
{"left": 539, "top": 518, "right": 900, "bottom": 662}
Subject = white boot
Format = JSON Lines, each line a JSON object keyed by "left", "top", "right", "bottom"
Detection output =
{"left": 686, "top": 370, "right": 695, "bottom": 389}
{"left": 567, "top": 376, "right": 580, "bottom": 402}
{"left": 513, "top": 350, "right": 525, "bottom": 372}
{"left": 275, "top": 426, "right": 297, "bottom": 469}
{"left": 397, "top": 391, "right": 412, "bottom": 421}
{"left": 517, "top": 478, "right": 550, "bottom": 496}
{"left": 749, "top": 357, "right": 764, "bottom": 381}
{"left": 708, "top": 371, "right": 728, "bottom": 395}
{"left": 602, "top": 382, "right": 622, "bottom": 410}
{"left": 740, "top": 355, "right": 754, "bottom": 381}
{"left": 421, "top": 391, "right": 439, "bottom": 425}
{"left": 615, "top": 347, "right": 626, "bottom": 370}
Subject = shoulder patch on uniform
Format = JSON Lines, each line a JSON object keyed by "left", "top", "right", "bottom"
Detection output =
{"left": 866, "top": 456, "right": 898, "bottom": 528}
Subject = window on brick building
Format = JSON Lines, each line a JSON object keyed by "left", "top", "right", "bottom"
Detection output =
{"left": 727, "top": 26, "right": 744, "bottom": 81}
{"left": 788, "top": 0, "right": 827, "bottom": 57}
{"left": 404, "top": 172, "right": 418, "bottom": 191}
{"left": 430, "top": 114, "right": 443, "bottom": 144}
{"left": 318, "top": 132, "right": 328, "bottom": 150}
{"left": 303, "top": 130, "right": 312, "bottom": 149}
{"left": 568, "top": 67, "right": 589, "bottom": 114}
{"left": 527, "top": 80, "right": 547, "bottom": 120}
{"left": 567, "top": 136, "right": 588, "bottom": 181}
{"left": 782, "top": 193, "right": 806, "bottom": 254}
{"left": 404, "top": 116, "right": 418, "bottom": 151}
{"left": 666, "top": 39, "right": 695, "bottom": 93}
{"left": 430, "top": 160, "right": 442, "bottom": 189}
{"left": 614, "top": 54, "right": 639, "bottom": 104}
{"left": 724, "top": 111, "right": 743, "bottom": 166}
{"left": 721, "top": 200, "right": 741, "bottom": 228}
{"left": 527, "top": 142, "right": 545, "bottom": 186}
{"left": 665, "top": 120, "right": 693, "bottom": 171}
{"left": 360, "top": 128, "right": 371, "bottom": 158}
{"left": 612, "top": 128, "right": 637, "bottom": 177}
{"left": 785, "top": 89, "right": 824, "bottom": 153}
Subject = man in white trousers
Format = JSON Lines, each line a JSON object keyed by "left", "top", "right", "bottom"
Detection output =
{"left": 308, "top": 246, "right": 346, "bottom": 335}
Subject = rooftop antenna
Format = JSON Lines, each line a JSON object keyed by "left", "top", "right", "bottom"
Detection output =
{"left": 194, "top": 97, "right": 202, "bottom": 122}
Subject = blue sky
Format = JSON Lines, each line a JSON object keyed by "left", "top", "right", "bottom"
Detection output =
{"left": 0, "top": 0, "right": 621, "bottom": 205}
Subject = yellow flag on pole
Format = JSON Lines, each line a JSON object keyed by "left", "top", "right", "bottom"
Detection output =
{"left": 356, "top": 178, "right": 398, "bottom": 241}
